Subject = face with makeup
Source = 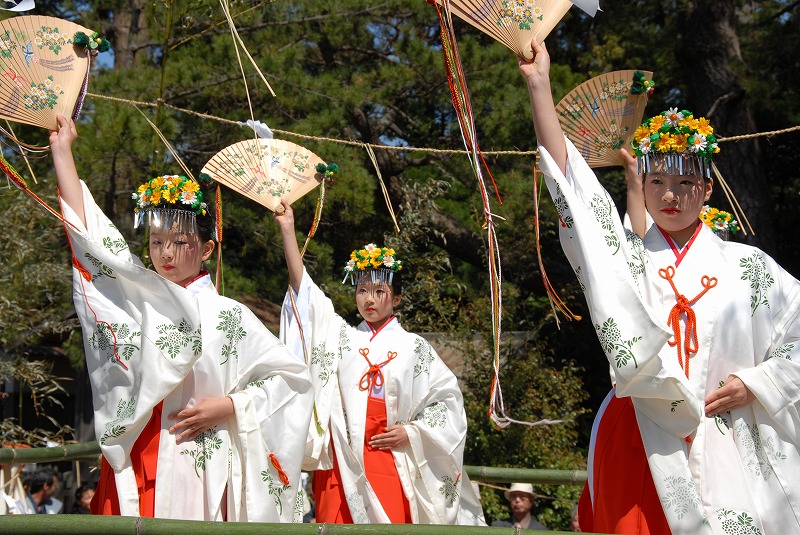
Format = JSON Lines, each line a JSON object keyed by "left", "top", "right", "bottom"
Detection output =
{"left": 149, "top": 229, "right": 215, "bottom": 287}
{"left": 644, "top": 171, "right": 713, "bottom": 247}
{"left": 355, "top": 281, "right": 402, "bottom": 328}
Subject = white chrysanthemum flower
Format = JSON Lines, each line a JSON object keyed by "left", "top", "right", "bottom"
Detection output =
{"left": 689, "top": 134, "right": 707, "bottom": 153}
{"left": 345, "top": 259, "right": 355, "bottom": 272}
{"left": 638, "top": 137, "right": 652, "bottom": 154}
{"left": 665, "top": 107, "right": 683, "bottom": 127}
{"left": 131, "top": 192, "right": 138, "bottom": 200}
{"left": 364, "top": 243, "right": 376, "bottom": 252}
{"left": 383, "top": 256, "right": 395, "bottom": 268}
{"left": 180, "top": 191, "right": 198, "bottom": 205}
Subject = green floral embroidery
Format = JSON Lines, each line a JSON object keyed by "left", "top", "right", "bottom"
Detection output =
{"left": 23, "top": 76, "right": 63, "bottom": 111}
{"left": 155, "top": 318, "right": 202, "bottom": 359}
{"left": 596, "top": 317, "right": 641, "bottom": 369}
{"left": 439, "top": 475, "right": 459, "bottom": 506}
{"left": 659, "top": 476, "right": 701, "bottom": 520}
{"left": 574, "top": 266, "right": 586, "bottom": 292}
{"left": 422, "top": 401, "right": 448, "bottom": 428}
{"left": 553, "top": 183, "right": 574, "bottom": 229}
{"left": 740, "top": 253, "right": 774, "bottom": 316}
{"left": 99, "top": 397, "right": 136, "bottom": 445}
{"left": 293, "top": 489, "right": 304, "bottom": 523}
{"left": 102, "top": 235, "right": 128, "bottom": 255}
{"left": 89, "top": 322, "right": 141, "bottom": 362}
{"left": 180, "top": 427, "right": 222, "bottom": 478}
{"left": 626, "top": 230, "right": 646, "bottom": 281}
{"left": 716, "top": 508, "right": 762, "bottom": 535}
{"left": 217, "top": 307, "right": 247, "bottom": 363}
{"left": 592, "top": 119, "right": 628, "bottom": 155}
{"left": 714, "top": 413, "right": 730, "bottom": 435}
{"left": 345, "top": 491, "right": 368, "bottom": 523}
{"left": 735, "top": 421, "right": 786, "bottom": 481}
{"left": 311, "top": 343, "right": 336, "bottom": 386}
{"left": 670, "top": 400, "right": 684, "bottom": 413}
{"left": 260, "top": 467, "right": 291, "bottom": 515}
{"left": 768, "top": 343, "right": 794, "bottom": 361}
{"left": 84, "top": 252, "right": 115, "bottom": 279}
{"left": 339, "top": 324, "right": 351, "bottom": 353}
{"left": 590, "top": 193, "right": 620, "bottom": 255}
{"left": 247, "top": 379, "right": 266, "bottom": 388}
{"left": 413, "top": 338, "right": 435, "bottom": 377}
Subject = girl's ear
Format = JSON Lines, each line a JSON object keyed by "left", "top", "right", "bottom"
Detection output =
{"left": 392, "top": 294, "right": 403, "bottom": 308}
{"left": 201, "top": 240, "right": 216, "bottom": 262}
{"left": 704, "top": 177, "right": 714, "bottom": 201}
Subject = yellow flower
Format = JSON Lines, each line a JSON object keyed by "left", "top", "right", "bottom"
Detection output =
{"left": 634, "top": 125, "right": 650, "bottom": 143}
{"left": 649, "top": 115, "right": 666, "bottom": 133}
{"left": 655, "top": 133, "right": 674, "bottom": 152}
{"left": 673, "top": 133, "right": 689, "bottom": 153}
{"left": 183, "top": 181, "right": 200, "bottom": 193}
{"left": 150, "top": 189, "right": 162, "bottom": 204}
{"left": 697, "top": 118, "right": 714, "bottom": 136}
{"left": 165, "top": 188, "right": 180, "bottom": 203}
{"left": 137, "top": 183, "right": 149, "bottom": 194}
{"left": 356, "top": 260, "right": 369, "bottom": 270}
{"left": 151, "top": 176, "right": 165, "bottom": 189}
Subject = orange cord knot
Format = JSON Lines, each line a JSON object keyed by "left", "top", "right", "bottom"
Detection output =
{"left": 358, "top": 348, "right": 396, "bottom": 393}
{"left": 269, "top": 453, "right": 290, "bottom": 486}
{"left": 72, "top": 257, "right": 92, "bottom": 281}
{"left": 658, "top": 266, "right": 717, "bottom": 378}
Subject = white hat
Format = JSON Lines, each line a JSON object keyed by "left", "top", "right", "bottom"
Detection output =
{"left": 504, "top": 482, "right": 534, "bottom": 501}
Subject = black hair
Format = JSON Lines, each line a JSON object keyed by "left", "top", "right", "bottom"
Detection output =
{"left": 26, "top": 467, "right": 57, "bottom": 494}
{"left": 74, "top": 482, "right": 96, "bottom": 501}
{"left": 390, "top": 271, "right": 403, "bottom": 296}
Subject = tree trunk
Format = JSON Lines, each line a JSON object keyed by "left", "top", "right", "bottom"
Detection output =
{"left": 676, "top": 0, "right": 775, "bottom": 250}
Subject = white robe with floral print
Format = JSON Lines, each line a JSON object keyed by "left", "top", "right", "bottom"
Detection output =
{"left": 539, "top": 139, "right": 800, "bottom": 535}
{"left": 280, "top": 270, "right": 485, "bottom": 525}
{"left": 61, "top": 182, "right": 312, "bottom": 521}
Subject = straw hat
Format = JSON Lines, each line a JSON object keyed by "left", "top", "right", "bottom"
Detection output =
{"left": 503, "top": 482, "right": 534, "bottom": 501}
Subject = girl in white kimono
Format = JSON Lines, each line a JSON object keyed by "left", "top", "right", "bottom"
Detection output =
{"left": 274, "top": 202, "right": 484, "bottom": 525}
{"left": 49, "top": 115, "right": 312, "bottom": 521}
{"left": 520, "top": 39, "right": 800, "bottom": 534}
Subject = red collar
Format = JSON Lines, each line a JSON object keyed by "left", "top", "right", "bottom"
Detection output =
{"left": 657, "top": 223, "right": 702, "bottom": 268}
{"left": 367, "top": 315, "right": 396, "bottom": 342}
{"left": 183, "top": 270, "right": 209, "bottom": 288}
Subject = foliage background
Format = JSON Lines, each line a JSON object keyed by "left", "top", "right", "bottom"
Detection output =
{"left": 1, "top": 0, "right": 799, "bottom": 529}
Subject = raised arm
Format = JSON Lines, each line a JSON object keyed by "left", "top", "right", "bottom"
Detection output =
{"left": 274, "top": 200, "right": 304, "bottom": 293}
{"left": 519, "top": 38, "right": 566, "bottom": 175}
{"left": 50, "top": 114, "right": 85, "bottom": 227}
{"left": 621, "top": 148, "right": 647, "bottom": 237}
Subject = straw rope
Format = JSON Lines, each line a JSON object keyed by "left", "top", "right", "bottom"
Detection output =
{"left": 84, "top": 91, "right": 800, "bottom": 157}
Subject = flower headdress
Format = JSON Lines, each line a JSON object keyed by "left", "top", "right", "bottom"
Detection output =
{"left": 700, "top": 205, "right": 739, "bottom": 238}
{"left": 342, "top": 243, "right": 403, "bottom": 286}
{"left": 632, "top": 108, "right": 719, "bottom": 178}
{"left": 132, "top": 174, "right": 209, "bottom": 235}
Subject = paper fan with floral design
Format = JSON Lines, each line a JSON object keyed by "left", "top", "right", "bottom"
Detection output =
{"left": 0, "top": 15, "right": 103, "bottom": 141}
{"left": 430, "top": 0, "right": 598, "bottom": 59}
{"left": 556, "top": 70, "right": 655, "bottom": 168}
{"left": 200, "top": 138, "right": 328, "bottom": 213}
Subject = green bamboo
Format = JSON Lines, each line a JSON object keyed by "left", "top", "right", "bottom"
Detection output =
{"left": 0, "top": 444, "right": 588, "bottom": 487}
{"left": 0, "top": 515, "right": 602, "bottom": 534}
{"left": 464, "top": 465, "right": 587, "bottom": 486}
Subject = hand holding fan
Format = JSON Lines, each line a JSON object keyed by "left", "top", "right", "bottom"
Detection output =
{"left": 429, "top": 0, "right": 599, "bottom": 59}
{"left": 0, "top": 16, "right": 108, "bottom": 148}
{"left": 556, "top": 70, "right": 655, "bottom": 168}
{"left": 200, "top": 138, "right": 334, "bottom": 213}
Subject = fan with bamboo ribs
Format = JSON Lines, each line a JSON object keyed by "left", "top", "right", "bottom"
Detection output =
{"left": 200, "top": 138, "right": 331, "bottom": 213}
{"left": 556, "top": 70, "right": 654, "bottom": 168}
{"left": 0, "top": 15, "right": 105, "bottom": 138}
{"left": 429, "top": 0, "right": 599, "bottom": 59}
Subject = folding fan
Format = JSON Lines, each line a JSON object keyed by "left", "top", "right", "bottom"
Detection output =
{"left": 0, "top": 15, "right": 97, "bottom": 138}
{"left": 200, "top": 138, "right": 327, "bottom": 213}
{"left": 556, "top": 70, "right": 654, "bottom": 168}
{"left": 431, "top": 0, "right": 599, "bottom": 59}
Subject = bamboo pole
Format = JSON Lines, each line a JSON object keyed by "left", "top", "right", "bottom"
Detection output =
{"left": 0, "top": 515, "right": 602, "bottom": 534}
{"left": 0, "top": 444, "right": 588, "bottom": 486}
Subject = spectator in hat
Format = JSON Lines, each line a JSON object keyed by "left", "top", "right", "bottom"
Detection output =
{"left": 491, "top": 483, "right": 549, "bottom": 530}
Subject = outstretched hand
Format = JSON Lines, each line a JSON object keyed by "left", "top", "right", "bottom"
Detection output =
{"left": 49, "top": 114, "right": 77, "bottom": 154}
{"left": 517, "top": 38, "right": 551, "bottom": 88}
{"left": 620, "top": 148, "right": 640, "bottom": 185}
{"left": 704, "top": 375, "right": 755, "bottom": 417}
{"left": 168, "top": 396, "right": 234, "bottom": 443}
{"left": 273, "top": 199, "right": 295, "bottom": 232}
